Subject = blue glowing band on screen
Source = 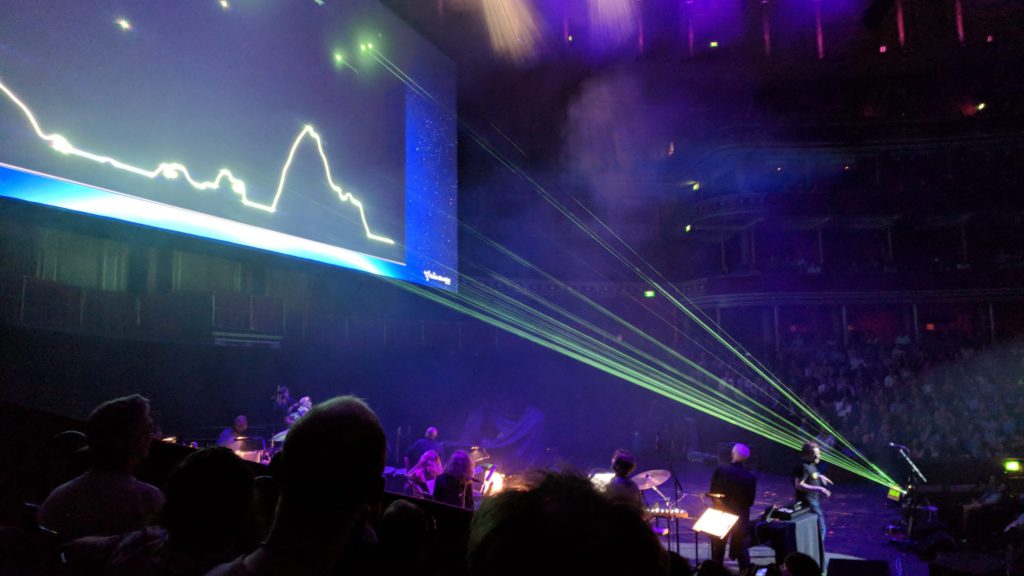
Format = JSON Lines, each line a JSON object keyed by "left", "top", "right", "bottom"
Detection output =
{"left": 0, "top": 163, "right": 394, "bottom": 275}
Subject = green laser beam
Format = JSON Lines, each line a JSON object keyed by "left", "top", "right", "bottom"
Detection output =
{"left": 359, "top": 44, "right": 898, "bottom": 488}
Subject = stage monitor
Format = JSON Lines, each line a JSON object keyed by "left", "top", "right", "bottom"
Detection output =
{"left": 0, "top": 0, "right": 457, "bottom": 291}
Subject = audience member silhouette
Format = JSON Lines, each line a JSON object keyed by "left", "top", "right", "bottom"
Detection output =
{"left": 45, "top": 430, "right": 90, "bottom": 495}
{"left": 781, "top": 552, "right": 820, "bottom": 576}
{"left": 39, "top": 395, "right": 163, "bottom": 541}
{"left": 378, "top": 500, "right": 434, "bottom": 575}
{"left": 667, "top": 551, "right": 694, "bottom": 576}
{"left": 694, "top": 559, "right": 731, "bottom": 576}
{"left": 467, "top": 472, "right": 668, "bottom": 576}
{"left": 66, "top": 447, "right": 255, "bottom": 576}
{"left": 433, "top": 450, "right": 474, "bottom": 509}
{"left": 205, "top": 395, "right": 386, "bottom": 576}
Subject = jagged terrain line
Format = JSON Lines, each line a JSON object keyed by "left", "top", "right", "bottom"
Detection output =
{"left": 0, "top": 77, "right": 395, "bottom": 245}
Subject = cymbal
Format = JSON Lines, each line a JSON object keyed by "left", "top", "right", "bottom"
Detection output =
{"left": 271, "top": 429, "right": 289, "bottom": 443}
{"left": 468, "top": 446, "right": 490, "bottom": 463}
{"left": 632, "top": 469, "right": 671, "bottom": 491}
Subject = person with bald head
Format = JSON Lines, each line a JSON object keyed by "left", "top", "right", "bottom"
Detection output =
{"left": 709, "top": 443, "right": 757, "bottom": 570}
{"left": 205, "top": 395, "right": 386, "bottom": 576}
{"left": 403, "top": 426, "right": 444, "bottom": 469}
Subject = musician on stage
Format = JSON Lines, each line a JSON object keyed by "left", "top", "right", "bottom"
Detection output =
{"left": 793, "top": 441, "right": 832, "bottom": 543}
{"left": 271, "top": 385, "right": 293, "bottom": 428}
{"left": 285, "top": 396, "right": 313, "bottom": 426}
{"left": 605, "top": 449, "right": 643, "bottom": 511}
{"left": 709, "top": 443, "right": 756, "bottom": 570}
{"left": 215, "top": 415, "right": 249, "bottom": 451}
{"left": 404, "top": 426, "right": 444, "bottom": 469}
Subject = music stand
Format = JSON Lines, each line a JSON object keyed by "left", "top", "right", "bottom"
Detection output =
{"left": 692, "top": 508, "right": 739, "bottom": 564}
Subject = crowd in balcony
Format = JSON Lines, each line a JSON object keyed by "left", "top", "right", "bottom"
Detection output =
{"left": 704, "top": 332, "right": 1024, "bottom": 463}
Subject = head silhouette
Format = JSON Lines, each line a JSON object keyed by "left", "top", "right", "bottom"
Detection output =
{"left": 468, "top": 472, "right": 666, "bottom": 576}
{"left": 86, "top": 394, "right": 153, "bottom": 471}
{"left": 163, "top": 447, "right": 254, "bottom": 554}
{"left": 279, "top": 396, "right": 386, "bottom": 517}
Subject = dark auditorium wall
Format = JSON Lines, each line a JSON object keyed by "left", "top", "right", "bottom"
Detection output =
{"left": 0, "top": 324, "right": 755, "bottom": 474}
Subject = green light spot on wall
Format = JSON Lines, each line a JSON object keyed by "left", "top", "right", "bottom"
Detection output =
{"left": 685, "top": 224, "right": 692, "bottom": 233}
{"left": 709, "top": 41, "right": 719, "bottom": 48}
{"left": 643, "top": 290, "right": 656, "bottom": 298}
{"left": 1006, "top": 459, "right": 1022, "bottom": 473}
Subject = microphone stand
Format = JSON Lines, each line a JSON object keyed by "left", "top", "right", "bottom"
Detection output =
{"left": 666, "top": 460, "right": 686, "bottom": 558}
{"left": 894, "top": 446, "right": 927, "bottom": 545}
{"left": 897, "top": 447, "right": 927, "bottom": 485}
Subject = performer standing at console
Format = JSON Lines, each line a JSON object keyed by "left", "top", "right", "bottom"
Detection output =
{"left": 709, "top": 443, "right": 756, "bottom": 570}
{"left": 404, "top": 426, "right": 444, "bottom": 469}
{"left": 793, "top": 441, "right": 832, "bottom": 543}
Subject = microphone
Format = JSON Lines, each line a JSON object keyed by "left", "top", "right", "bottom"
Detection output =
{"left": 888, "top": 442, "right": 908, "bottom": 450}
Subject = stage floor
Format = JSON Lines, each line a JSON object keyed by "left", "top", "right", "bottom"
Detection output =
{"left": 646, "top": 462, "right": 928, "bottom": 575}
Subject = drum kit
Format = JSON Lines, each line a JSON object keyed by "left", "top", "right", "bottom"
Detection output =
{"left": 231, "top": 430, "right": 288, "bottom": 465}
{"left": 589, "top": 467, "right": 677, "bottom": 501}
{"left": 589, "top": 467, "right": 693, "bottom": 548}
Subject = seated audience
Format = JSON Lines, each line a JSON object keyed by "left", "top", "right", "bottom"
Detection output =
{"left": 694, "top": 336, "right": 1024, "bottom": 462}
{"left": 45, "top": 430, "right": 90, "bottom": 495}
{"left": 781, "top": 552, "right": 820, "bottom": 576}
{"left": 39, "top": 395, "right": 164, "bottom": 540}
{"left": 694, "top": 559, "right": 730, "bottom": 576}
{"left": 433, "top": 450, "right": 474, "bottom": 509}
{"left": 205, "top": 395, "right": 386, "bottom": 576}
{"left": 467, "top": 471, "right": 667, "bottom": 576}
{"left": 66, "top": 447, "right": 254, "bottom": 576}
{"left": 378, "top": 500, "right": 434, "bottom": 575}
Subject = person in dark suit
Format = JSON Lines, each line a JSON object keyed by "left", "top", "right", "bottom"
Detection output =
{"left": 404, "top": 427, "right": 444, "bottom": 469}
{"left": 709, "top": 443, "right": 757, "bottom": 570}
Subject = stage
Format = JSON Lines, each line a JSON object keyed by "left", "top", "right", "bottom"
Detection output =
{"left": 641, "top": 462, "right": 928, "bottom": 575}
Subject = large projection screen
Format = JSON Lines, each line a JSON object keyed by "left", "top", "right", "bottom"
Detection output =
{"left": 0, "top": 0, "right": 457, "bottom": 290}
